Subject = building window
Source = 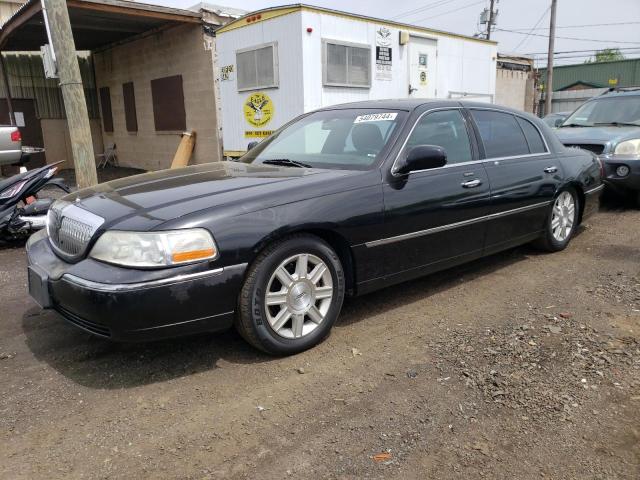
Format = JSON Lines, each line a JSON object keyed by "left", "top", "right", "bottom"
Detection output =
{"left": 99, "top": 86, "right": 113, "bottom": 133}
{"left": 236, "top": 42, "right": 279, "bottom": 91}
{"left": 150, "top": 75, "right": 186, "bottom": 132}
{"left": 323, "top": 40, "right": 371, "bottom": 88}
{"left": 122, "top": 82, "right": 138, "bottom": 133}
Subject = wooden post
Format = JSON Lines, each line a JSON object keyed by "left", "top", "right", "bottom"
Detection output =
{"left": 544, "top": 0, "right": 558, "bottom": 116}
{"left": 42, "top": 0, "right": 97, "bottom": 188}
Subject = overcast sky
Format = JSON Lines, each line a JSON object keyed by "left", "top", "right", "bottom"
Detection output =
{"left": 144, "top": 0, "right": 640, "bottom": 65}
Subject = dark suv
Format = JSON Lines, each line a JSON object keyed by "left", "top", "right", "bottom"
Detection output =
{"left": 555, "top": 89, "right": 640, "bottom": 204}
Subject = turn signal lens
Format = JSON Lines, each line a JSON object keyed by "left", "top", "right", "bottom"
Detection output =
{"left": 172, "top": 248, "right": 216, "bottom": 263}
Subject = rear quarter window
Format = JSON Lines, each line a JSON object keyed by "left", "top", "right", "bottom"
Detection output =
{"left": 516, "top": 117, "right": 547, "bottom": 154}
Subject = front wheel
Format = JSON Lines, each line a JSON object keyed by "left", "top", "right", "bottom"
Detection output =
{"left": 237, "top": 235, "right": 345, "bottom": 355}
{"left": 534, "top": 188, "right": 579, "bottom": 252}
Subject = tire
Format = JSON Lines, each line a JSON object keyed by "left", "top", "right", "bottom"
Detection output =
{"left": 533, "top": 188, "right": 579, "bottom": 252}
{"left": 237, "top": 234, "right": 345, "bottom": 355}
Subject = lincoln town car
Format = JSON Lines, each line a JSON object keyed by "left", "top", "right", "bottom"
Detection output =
{"left": 27, "top": 100, "right": 603, "bottom": 355}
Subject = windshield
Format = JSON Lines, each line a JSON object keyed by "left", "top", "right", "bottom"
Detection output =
{"left": 561, "top": 96, "right": 640, "bottom": 127}
{"left": 240, "top": 109, "right": 406, "bottom": 170}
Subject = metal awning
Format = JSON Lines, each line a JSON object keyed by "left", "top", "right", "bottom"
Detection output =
{"left": 0, "top": 0, "right": 201, "bottom": 51}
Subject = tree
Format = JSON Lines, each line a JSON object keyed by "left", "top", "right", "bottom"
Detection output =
{"left": 584, "top": 48, "right": 626, "bottom": 63}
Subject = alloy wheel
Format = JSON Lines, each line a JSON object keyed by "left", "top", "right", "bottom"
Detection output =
{"left": 265, "top": 253, "right": 334, "bottom": 339}
{"left": 551, "top": 191, "right": 576, "bottom": 242}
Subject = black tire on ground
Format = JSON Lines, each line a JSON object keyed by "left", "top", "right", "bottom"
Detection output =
{"left": 533, "top": 187, "right": 580, "bottom": 252}
{"left": 236, "top": 234, "right": 345, "bottom": 355}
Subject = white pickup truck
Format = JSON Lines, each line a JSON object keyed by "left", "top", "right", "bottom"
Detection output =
{"left": 0, "top": 126, "right": 23, "bottom": 166}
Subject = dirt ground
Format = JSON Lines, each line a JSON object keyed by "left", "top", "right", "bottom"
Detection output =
{"left": 1, "top": 197, "right": 638, "bottom": 480}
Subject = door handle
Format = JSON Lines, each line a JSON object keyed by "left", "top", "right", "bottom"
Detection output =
{"left": 544, "top": 166, "right": 558, "bottom": 174}
{"left": 461, "top": 179, "right": 482, "bottom": 188}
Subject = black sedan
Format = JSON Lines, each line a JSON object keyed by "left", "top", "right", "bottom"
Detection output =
{"left": 27, "top": 100, "right": 603, "bottom": 355}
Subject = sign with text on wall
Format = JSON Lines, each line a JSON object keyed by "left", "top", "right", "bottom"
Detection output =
{"left": 244, "top": 92, "right": 275, "bottom": 138}
{"left": 375, "top": 26, "right": 393, "bottom": 81}
{"left": 221, "top": 65, "right": 235, "bottom": 81}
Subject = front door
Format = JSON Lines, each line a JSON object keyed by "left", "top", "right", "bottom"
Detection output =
{"left": 378, "top": 108, "right": 490, "bottom": 282}
{"left": 408, "top": 37, "right": 437, "bottom": 98}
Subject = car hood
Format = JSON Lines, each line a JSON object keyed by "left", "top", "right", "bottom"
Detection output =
{"left": 555, "top": 126, "right": 640, "bottom": 153}
{"left": 67, "top": 161, "right": 359, "bottom": 230}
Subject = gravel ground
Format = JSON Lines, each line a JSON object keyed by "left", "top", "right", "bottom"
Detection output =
{"left": 0, "top": 197, "right": 638, "bottom": 479}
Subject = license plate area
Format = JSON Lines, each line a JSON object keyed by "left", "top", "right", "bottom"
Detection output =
{"left": 28, "top": 264, "right": 51, "bottom": 308}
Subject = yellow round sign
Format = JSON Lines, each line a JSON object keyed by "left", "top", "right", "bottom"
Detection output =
{"left": 243, "top": 92, "right": 274, "bottom": 127}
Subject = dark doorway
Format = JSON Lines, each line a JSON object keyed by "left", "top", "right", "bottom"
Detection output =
{"left": 0, "top": 98, "right": 46, "bottom": 167}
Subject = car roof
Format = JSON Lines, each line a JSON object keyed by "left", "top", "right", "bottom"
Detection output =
{"left": 593, "top": 89, "right": 640, "bottom": 99}
{"left": 316, "top": 99, "right": 535, "bottom": 116}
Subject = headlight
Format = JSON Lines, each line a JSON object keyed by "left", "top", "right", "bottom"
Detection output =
{"left": 90, "top": 229, "right": 218, "bottom": 268}
{"left": 0, "top": 180, "right": 27, "bottom": 199}
{"left": 614, "top": 139, "right": 640, "bottom": 155}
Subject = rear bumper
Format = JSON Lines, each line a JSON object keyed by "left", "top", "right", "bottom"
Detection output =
{"left": 600, "top": 154, "right": 640, "bottom": 193}
{"left": 26, "top": 230, "right": 247, "bottom": 341}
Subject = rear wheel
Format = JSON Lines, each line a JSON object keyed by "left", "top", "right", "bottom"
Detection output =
{"left": 237, "top": 235, "right": 345, "bottom": 355}
{"left": 534, "top": 188, "right": 579, "bottom": 252}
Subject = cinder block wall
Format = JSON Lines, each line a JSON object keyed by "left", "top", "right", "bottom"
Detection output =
{"left": 41, "top": 119, "right": 104, "bottom": 169}
{"left": 495, "top": 69, "right": 534, "bottom": 113}
{"left": 93, "top": 24, "right": 221, "bottom": 171}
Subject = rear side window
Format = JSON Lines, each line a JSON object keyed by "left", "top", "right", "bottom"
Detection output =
{"left": 406, "top": 109, "right": 472, "bottom": 164}
{"left": 471, "top": 110, "right": 529, "bottom": 158}
{"left": 516, "top": 117, "right": 547, "bottom": 154}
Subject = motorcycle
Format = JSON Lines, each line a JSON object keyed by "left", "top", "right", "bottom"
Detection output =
{"left": 0, "top": 161, "right": 70, "bottom": 241}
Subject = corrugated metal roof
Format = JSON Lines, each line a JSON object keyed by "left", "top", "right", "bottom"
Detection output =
{"left": 539, "top": 58, "right": 640, "bottom": 91}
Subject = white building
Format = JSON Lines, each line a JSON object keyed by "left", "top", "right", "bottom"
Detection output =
{"left": 215, "top": 4, "right": 498, "bottom": 157}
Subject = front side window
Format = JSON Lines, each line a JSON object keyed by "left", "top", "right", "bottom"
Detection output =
{"left": 471, "top": 110, "right": 529, "bottom": 158}
{"left": 241, "top": 109, "right": 405, "bottom": 170}
{"left": 324, "top": 41, "right": 371, "bottom": 88}
{"left": 237, "top": 43, "right": 278, "bottom": 91}
{"left": 405, "top": 110, "right": 472, "bottom": 164}
{"left": 561, "top": 96, "right": 640, "bottom": 127}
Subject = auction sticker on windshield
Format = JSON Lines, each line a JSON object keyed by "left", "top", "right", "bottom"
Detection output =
{"left": 354, "top": 113, "right": 398, "bottom": 123}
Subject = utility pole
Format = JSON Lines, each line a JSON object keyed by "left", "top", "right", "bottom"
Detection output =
{"left": 544, "top": 0, "right": 558, "bottom": 116}
{"left": 487, "top": 0, "right": 496, "bottom": 40}
{"left": 42, "top": 0, "right": 97, "bottom": 189}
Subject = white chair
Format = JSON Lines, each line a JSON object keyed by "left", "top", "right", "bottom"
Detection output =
{"left": 96, "top": 143, "right": 118, "bottom": 168}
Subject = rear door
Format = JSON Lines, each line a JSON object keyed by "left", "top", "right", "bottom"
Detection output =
{"left": 468, "top": 108, "right": 562, "bottom": 253}
{"left": 378, "top": 108, "right": 491, "bottom": 281}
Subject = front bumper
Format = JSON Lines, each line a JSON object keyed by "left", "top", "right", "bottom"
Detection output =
{"left": 600, "top": 154, "right": 640, "bottom": 193}
{"left": 26, "top": 230, "right": 247, "bottom": 341}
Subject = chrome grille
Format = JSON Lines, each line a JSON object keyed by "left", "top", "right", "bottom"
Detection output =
{"left": 47, "top": 200, "right": 104, "bottom": 261}
{"left": 564, "top": 143, "right": 605, "bottom": 155}
{"left": 57, "top": 217, "right": 94, "bottom": 256}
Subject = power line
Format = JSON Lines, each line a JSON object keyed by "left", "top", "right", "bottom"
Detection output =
{"left": 513, "top": 6, "right": 550, "bottom": 52}
{"left": 495, "top": 28, "right": 640, "bottom": 45}
{"left": 413, "top": 0, "right": 487, "bottom": 23}
{"left": 507, "top": 21, "right": 640, "bottom": 31}
{"left": 525, "top": 46, "right": 640, "bottom": 55}
{"left": 390, "top": 0, "right": 461, "bottom": 20}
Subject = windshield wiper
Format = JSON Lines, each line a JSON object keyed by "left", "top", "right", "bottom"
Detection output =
{"left": 262, "top": 159, "right": 313, "bottom": 168}
{"left": 559, "top": 123, "right": 588, "bottom": 128}
{"left": 592, "top": 121, "right": 640, "bottom": 127}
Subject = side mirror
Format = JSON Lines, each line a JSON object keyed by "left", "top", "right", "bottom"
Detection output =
{"left": 554, "top": 118, "right": 564, "bottom": 127}
{"left": 395, "top": 145, "right": 447, "bottom": 175}
{"left": 247, "top": 141, "right": 259, "bottom": 150}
